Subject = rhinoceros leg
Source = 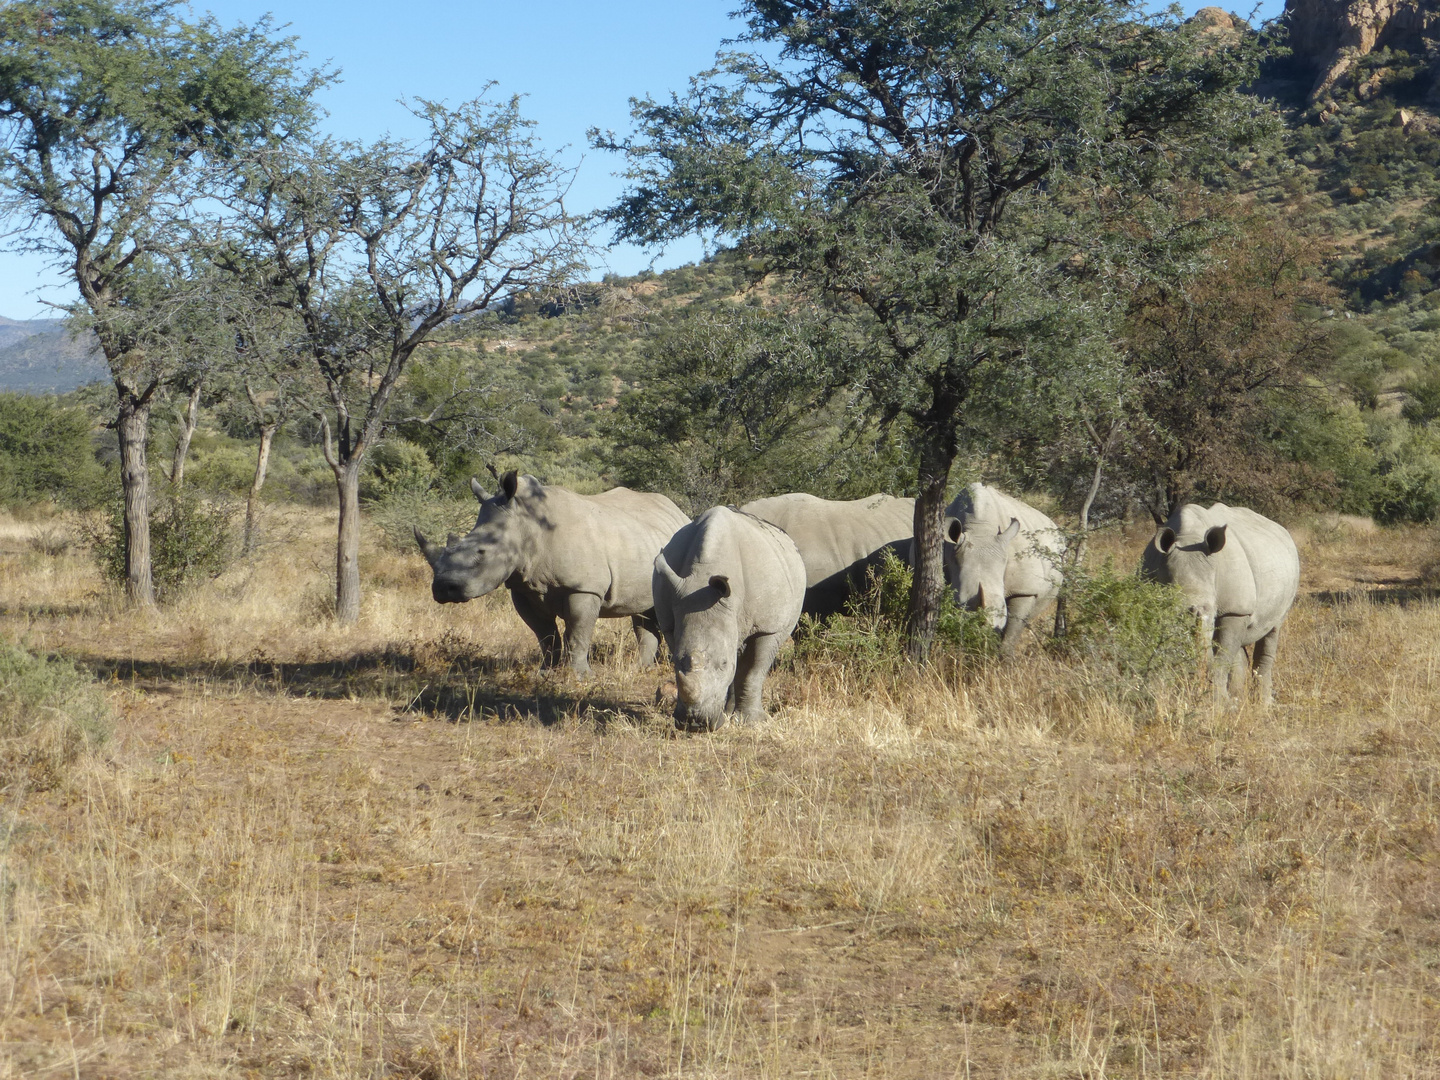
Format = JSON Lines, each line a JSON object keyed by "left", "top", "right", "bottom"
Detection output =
{"left": 733, "top": 633, "right": 781, "bottom": 725}
{"left": 510, "top": 588, "right": 562, "bottom": 668}
{"left": 1210, "top": 615, "right": 1249, "bottom": 704}
{"left": 1251, "top": 626, "right": 1279, "bottom": 705}
{"left": 560, "top": 591, "right": 602, "bottom": 676}
{"left": 631, "top": 613, "right": 661, "bottom": 668}
{"left": 1000, "top": 595, "right": 1040, "bottom": 658}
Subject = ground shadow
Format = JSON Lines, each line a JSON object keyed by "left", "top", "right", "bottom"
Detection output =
{"left": 70, "top": 648, "right": 661, "bottom": 730}
{"left": 1310, "top": 586, "right": 1440, "bottom": 608}
{"left": 404, "top": 681, "right": 660, "bottom": 729}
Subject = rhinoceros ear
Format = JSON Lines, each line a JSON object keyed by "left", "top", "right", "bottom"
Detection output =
{"left": 501, "top": 469, "right": 519, "bottom": 501}
{"left": 470, "top": 476, "right": 489, "bottom": 502}
{"left": 946, "top": 517, "right": 963, "bottom": 543}
{"left": 998, "top": 518, "right": 1021, "bottom": 545}
{"left": 414, "top": 527, "right": 438, "bottom": 564}
{"left": 1157, "top": 527, "right": 1177, "bottom": 554}
{"left": 1204, "top": 524, "right": 1227, "bottom": 555}
{"left": 709, "top": 574, "right": 731, "bottom": 598}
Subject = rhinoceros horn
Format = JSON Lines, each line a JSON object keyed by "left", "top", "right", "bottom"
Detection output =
{"left": 654, "top": 552, "right": 684, "bottom": 592}
{"left": 414, "top": 527, "right": 439, "bottom": 564}
{"left": 470, "top": 476, "right": 489, "bottom": 502}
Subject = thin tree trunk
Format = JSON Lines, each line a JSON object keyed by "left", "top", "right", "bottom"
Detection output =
{"left": 243, "top": 423, "right": 277, "bottom": 555}
{"left": 117, "top": 394, "right": 155, "bottom": 607}
{"left": 170, "top": 381, "right": 202, "bottom": 488}
{"left": 906, "top": 436, "right": 956, "bottom": 662}
{"left": 1054, "top": 421, "right": 1117, "bottom": 637}
{"left": 334, "top": 458, "right": 363, "bottom": 625}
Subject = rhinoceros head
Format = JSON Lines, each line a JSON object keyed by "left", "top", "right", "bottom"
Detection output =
{"left": 416, "top": 470, "right": 530, "bottom": 604}
{"left": 654, "top": 552, "right": 738, "bottom": 732}
{"left": 945, "top": 516, "right": 1020, "bottom": 632}
{"left": 1145, "top": 517, "right": 1227, "bottom": 625}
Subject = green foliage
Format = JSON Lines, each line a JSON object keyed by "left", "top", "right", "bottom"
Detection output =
{"left": 605, "top": 309, "right": 912, "bottom": 510}
{"left": 91, "top": 489, "right": 236, "bottom": 601}
{"left": 793, "top": 551, "right": 996, "bottom": 675}
{"left": 366, "top": 485, "right": 477, "bottom": 554}
{"left": 0, "top": 393, "right": 106, "bottom": 508}
{"left": 0, "top": 639, "right": 109, "bottom": 793}
{"left": 1050, "top": 559, "right": 1199, "bottom": 687}
{"left": 1368, "top": 417, "right": 1440, "bottom": 523}
{"left": 361, "top": 438, "right": 439, "bottom": 502}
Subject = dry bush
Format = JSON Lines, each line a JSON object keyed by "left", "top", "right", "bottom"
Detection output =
{"left": 0, "top": 505, "right": 1437, "bottom": 1077}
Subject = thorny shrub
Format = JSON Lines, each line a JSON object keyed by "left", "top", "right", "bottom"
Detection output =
{"left": 0, "top": 640, "right": 108, "bottom": 793}
{"left": 90, "top": 488, "right": 236, "bottom": 601}
{"left": 366, "top": 484, "right": 478, "bottom": 554}
{"left": 791, "top": 550, "right": 997, "bottom": 677}
{"left": 795, "top": 549, "right": 1199, "bottom": 709}
{"left": 1048, "top": 556, "right": 1200, "bottom": 699}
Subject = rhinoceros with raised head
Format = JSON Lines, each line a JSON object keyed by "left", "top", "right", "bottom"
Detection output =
{"left": 416, "top": 471, "right": 690, "bottom": 675}
{"left": 739, "top": 493, "right": 915, "bottom": 619}
{"left": 653, "top": 506, "right": 806, "bottom": 732}
{"left": 1141, "top": 502, "right": 1299, "bottom": 704}
{"left": 944, "top": 483, "right": 1064, "bottom": 657}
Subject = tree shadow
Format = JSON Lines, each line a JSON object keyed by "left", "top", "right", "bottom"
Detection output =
{"left": 402, "top": 681, "right": 661, "bottom": 729}
{"left": 71, "top": 647, "right": 662, "bottom": 730}
{"left": 1310, "top": 586, "right": 1440, "bottom": 608}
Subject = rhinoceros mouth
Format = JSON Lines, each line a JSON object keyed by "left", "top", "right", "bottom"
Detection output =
{"left": 674, "top": 700, "right": 727, "bottom": 733}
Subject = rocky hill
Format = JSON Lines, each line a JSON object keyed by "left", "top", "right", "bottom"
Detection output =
{"left": 0, "top": 317, "right": 105, "bottom": 393}
{"left": 1284, "top": 0, "right": 1440, "bottom": 104}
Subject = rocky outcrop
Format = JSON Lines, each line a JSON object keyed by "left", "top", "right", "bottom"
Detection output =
{"left": 1284, "top": 0, "right": 1440, "bottom": 102}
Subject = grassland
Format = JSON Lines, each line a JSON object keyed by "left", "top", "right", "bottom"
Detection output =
{"left": 0, "top": 506, "right": 1437, "bottom": 1078}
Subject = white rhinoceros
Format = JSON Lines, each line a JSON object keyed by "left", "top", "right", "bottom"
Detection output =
{"left": 944, "top": 483, "right": 1064, "bottom": 656}
{"left": 740, "top": 492, "right": 915, "bottom": 619}
{"left": 1141, "top": 502, "right": 1299, "bottom": 704}
{"left": 653, "top": 506, "right": 806, "bottom": 732}
{"left": 416, "top": 471, "right": 690, "bottom": 675}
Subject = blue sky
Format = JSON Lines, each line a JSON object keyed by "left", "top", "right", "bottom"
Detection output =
{"left": 0, "top": 0, "right": 1286, "bottom": 320}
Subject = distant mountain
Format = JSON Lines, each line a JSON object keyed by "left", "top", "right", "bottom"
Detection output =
{"left": 0, "top": 317, "right": 106, "bottom": 393}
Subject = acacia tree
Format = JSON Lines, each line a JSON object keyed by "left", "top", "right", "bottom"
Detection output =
{"left": 233, "top": 95, "right": 588, "bottom": 623}
{"left": 0, "top": 0, "right": 321, "bottom": 605}
{"left": 598, "top": 0, "right": 1266, "bottom": 657}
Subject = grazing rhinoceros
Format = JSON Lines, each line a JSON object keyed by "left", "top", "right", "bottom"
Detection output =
{"left": 416, "top": 471, "right": 690, "bottom": 675}
{"left": 944, "top": 483, "right": 1064, "bottom": 657}
{"left": 1141, "top": 502, "right": 1299, "bottom": 704}
{"left": 653, "top": 506, "right": 806, "bottom": 732}
{"left": 739, "top": 493, "right": 915, "bottom": 619}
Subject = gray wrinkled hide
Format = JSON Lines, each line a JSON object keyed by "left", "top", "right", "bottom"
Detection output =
{"left": 418, "top": 473, "right": 690, "bottom": 675}
{"left": 944, "top": 483, "right": 1064, "bottom": 656}
{"left": 740, "top": 493, "right": 915, "bottom": 619}
{"left": 1140, "top": 502, "right": 1299, "bottom": 705}
{"left": 653, "top": 506, "right": 806, "bottom": 732}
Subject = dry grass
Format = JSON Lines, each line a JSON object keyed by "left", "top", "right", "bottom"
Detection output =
{"left": 0, "top": 505, "right": 1437, "bottom": 1077}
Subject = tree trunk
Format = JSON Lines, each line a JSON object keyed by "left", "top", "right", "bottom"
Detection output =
{"left": 1054, "top": 429, "right": 1112, "bottom": 637}
{"left": 906, "top": 437, "right": 956, "bottom": 662}
{"left": 243, "top": 423, "right": 277, "bottom": 555}
{"left": 117, "top": 394, "right": 156, "bottom": 607}
{"left": 169, "top": 381, "right": 202, "bottom": 488}
{"left": 334, "top": 457, "right": 363, "bottom": 625}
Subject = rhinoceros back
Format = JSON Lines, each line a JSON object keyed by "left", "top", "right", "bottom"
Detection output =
{"left": 741, "top": 492, "right": 914, "bottom": 618}
{"left": 524, "top": 484, "right": 689, "bottom": 616}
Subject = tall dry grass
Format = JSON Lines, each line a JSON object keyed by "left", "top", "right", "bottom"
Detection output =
{"left": 0, "top": 506, "right": 1436, "bottom": 1077}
